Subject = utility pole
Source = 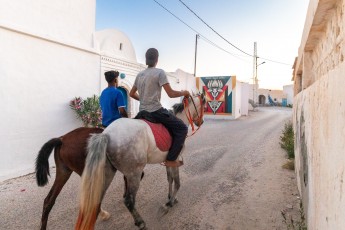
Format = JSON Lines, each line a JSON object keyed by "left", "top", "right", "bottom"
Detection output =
{"left": 252, "top": 42, "right": 257, "bottom": 104}
{"left": 194, "top": 34, "right": 199, "bottom": 77}
{"left": 252, "top": 42, "right": 265, "bottom": 105}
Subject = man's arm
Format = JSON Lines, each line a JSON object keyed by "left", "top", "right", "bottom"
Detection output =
{"left": 163, "top": 83, "right": 190, "bottom": 98}
{"left": 129, "top": 86, "right": 140, "bottom": 101}
{"left": 119, "top": 107, "right": 128, "bottom": 118}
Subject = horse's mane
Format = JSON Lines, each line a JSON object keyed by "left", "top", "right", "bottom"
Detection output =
{"left": 171, "top": 94, "right": 205, "bottom": 115}
{"left": 172, "top": 102, "right": 185, "bottom": 115}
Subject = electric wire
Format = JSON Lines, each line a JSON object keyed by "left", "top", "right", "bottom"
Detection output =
{"left": 199, "top": 36, "right": 251, "bottom": 63}
{"left": 152, "top": 0, "right": 250, "bottom": 62}
{"left": 178, "top": 0, "right": 252, "bottom": 57}
{"left": 178, "top": 0, "right": 292, "bottom": 66}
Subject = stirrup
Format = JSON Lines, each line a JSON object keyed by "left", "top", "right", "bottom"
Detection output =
{"left": 163, "top": 160, "right": 183, "bottom": 167}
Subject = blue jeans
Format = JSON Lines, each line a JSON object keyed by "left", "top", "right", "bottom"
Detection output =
{"left": 150, "top": 108, "right": 188, "bottom": 161}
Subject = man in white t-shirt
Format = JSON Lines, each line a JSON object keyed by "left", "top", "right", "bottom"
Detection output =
{"left": 129, "top": 48, "right": 190, "bottom": 167}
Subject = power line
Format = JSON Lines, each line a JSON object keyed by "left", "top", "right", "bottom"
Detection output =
{"left": 178, "top": 0, "right": 252, "bottom": 57}
{"left": 152, "top": 0, "right": 249, "bottom": 61}
{"left": 259, "top": 57, "right": 291, "bottom": 66}
{"left": 199, "top": 37, "right": 251, "bottom": 63}
{"left": 177, "top": 0, "right": 292, "bottom": 66}
{"left": 153, "top": 0, "right": 292, "bottom": 67}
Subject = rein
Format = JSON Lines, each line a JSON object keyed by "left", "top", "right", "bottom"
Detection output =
{"left": 183, "top": 95, "right": 204, "bottom": 137}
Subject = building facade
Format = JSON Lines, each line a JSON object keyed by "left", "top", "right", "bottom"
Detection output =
{"left": 292, "top": 0, "right": 345, "bottom": 229}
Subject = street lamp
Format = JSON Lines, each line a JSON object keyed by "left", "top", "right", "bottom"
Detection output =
{"left": 257, "top": 61, "right": 266, "bottom": 67}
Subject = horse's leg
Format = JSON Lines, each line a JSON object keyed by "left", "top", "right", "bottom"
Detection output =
{"left": 166, "top": 167, "right": 174, "bottom": 202}
{"left": 98, "top": 159, "right": 117, "bottom": 221}
{"left": 40, "top": 165, "right": 72, "bottom": 230}
{"left": 124, "top": 172, "right": 146, "bottom": 230}
{"left": 166, "top": 167, "right": 180, "bottom": 207}
{"left": 158, "top": 167, "right": 181, "bottom": 218}
{"left": 123, "top": 175, "right": 128, "bottom": 198}
{"left": 123, "top": 172, "right": 145, "bottom": 198}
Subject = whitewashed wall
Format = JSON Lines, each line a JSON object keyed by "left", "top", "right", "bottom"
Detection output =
{"left": 0, "top": 0, "right": 95, "bottom": 48}
{"left": 0, "top": 0, "right": 99, "bottom": 181}
{"left": 293, "top": 0, "right": 345, "bottom": 229}
{"left": 164, "top": 69, "right": 197, "bottom": 109}
{"left": 234, "top": 81, "right": 242, "bottom": 119}
{"left": 240, "top": 82, "right": 249, "bottom": 116}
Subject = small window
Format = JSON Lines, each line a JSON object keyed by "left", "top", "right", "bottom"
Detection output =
{"left": 119, "top": 43, "right": 123, "bottom": 50}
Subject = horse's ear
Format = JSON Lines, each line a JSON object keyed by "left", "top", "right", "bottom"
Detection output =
{"left": 191, "top": 90, "right": 196, "bottom": 96}
{"left": 200, "top": 92, "right": 206, "bottom": 103}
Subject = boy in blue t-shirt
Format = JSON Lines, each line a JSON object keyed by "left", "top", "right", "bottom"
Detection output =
{"left": 100, "top": 71, "right": 128, "bottom": 127}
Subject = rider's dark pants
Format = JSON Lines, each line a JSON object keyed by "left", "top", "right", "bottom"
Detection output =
{"left": 150, "top": 108, "right": 188, "bottom": 161}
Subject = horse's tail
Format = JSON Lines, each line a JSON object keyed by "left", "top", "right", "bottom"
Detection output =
{"left": 75, "top": 133, "right": 109, "bottom": 230}
{"left": 35, "top": 138, "right": 62, "bottom": 186}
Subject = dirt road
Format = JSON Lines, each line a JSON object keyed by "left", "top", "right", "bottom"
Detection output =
{"left": 0, "top": 107, "right": 300, "bottom": 230}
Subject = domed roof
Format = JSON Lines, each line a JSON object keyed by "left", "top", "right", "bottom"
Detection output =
{"left": 95, "top": 29, "right": 137, "bottom": 63}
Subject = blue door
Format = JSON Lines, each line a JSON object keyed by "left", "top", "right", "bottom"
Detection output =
{"left": 282, "top": 98, "right": 287, "bottom": 107}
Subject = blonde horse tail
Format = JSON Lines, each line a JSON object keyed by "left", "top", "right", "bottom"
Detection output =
{"left": 75, "top": 133, "right": 109, "bottom": 230}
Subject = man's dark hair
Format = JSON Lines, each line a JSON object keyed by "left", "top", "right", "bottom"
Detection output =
{"left": 145, "top": 48, "right": 159, "bottom": 67}
{"left": 104, "top": 71, "right": 119, "bottom": 83}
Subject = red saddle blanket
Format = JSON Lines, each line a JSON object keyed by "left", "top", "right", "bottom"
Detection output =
{"left": 142, "top": 119, "right": 172, "bottom": 152}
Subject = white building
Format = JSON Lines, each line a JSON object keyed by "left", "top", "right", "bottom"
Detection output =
{"left": 283, "top": 84, "right": 293, "bottom": 106}
{"left": 0, "top": 0, "right": 196, "bottom": 181}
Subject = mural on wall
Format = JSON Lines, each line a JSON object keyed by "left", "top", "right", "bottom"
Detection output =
{"left": 197, "top": 76, "right": 235, "bottom": 115}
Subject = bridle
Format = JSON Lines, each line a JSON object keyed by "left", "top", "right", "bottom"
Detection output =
{"left": 183, "top": 95, "right": 204, "bottom": 137}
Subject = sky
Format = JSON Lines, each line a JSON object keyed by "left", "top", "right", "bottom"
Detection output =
{"left": 96, "top": 0, "right": 309, "bottom": 90}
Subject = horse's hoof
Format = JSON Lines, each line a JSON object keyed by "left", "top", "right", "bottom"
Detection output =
{"left": 167, "top": 197, "right": 178, "bottom": 206}
{"left": 139, "top": 225, "right": 147, "bottom": 230}
{"left": 99, "top": 210, "right": 110, "bottom": 221}
{"left": 165, "top": 198, "right": 178, "bottom": 208}
{"left": 135, "top": 221, "right": 146, "bottom": 230}
{"left": 157, "top": 204, "right": 169, "bottom": 218}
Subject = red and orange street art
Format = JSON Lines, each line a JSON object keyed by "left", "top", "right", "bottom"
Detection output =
{"left": 197, "top": 76, "right": 235, "bottom": 115}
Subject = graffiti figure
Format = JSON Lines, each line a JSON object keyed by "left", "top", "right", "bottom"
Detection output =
{"left": 207, "top": 79, "right": 224, "bottom": 114}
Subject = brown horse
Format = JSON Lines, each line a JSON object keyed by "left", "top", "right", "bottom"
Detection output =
{"left": 35, "top": 127, "right": 110, "bottom": 230}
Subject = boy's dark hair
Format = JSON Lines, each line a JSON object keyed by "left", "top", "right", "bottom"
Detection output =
{"left": 145, "top": 48, "right": 159, "bottom": 67}
{"left": 104, "top": 71, "right": 119, "bottom": 83}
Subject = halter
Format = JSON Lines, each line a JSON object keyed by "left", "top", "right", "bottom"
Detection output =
{"left": 183, "top": 95, "right": 204, "bottom": 137}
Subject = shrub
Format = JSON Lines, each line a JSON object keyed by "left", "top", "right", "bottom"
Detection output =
{"left": 70, "top": 95, "right": 102, "bottom": 128}
{"left": 280, "top": 121, "right": 294, "bottom": 159}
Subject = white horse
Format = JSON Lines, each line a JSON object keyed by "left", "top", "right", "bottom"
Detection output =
{"left": 75, "top": 94, "right": 205, "bottom": 230}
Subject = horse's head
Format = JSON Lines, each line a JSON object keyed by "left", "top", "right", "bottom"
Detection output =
{"left": 184, "top": 92, "right": 206, "bottom": 128}
{"left": 172, "top": 93, "right": 206, "bottom": 130}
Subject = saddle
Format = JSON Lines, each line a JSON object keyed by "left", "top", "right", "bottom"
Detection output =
{"left": 135, "top": 111, "right": 172, "bottom": 151}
